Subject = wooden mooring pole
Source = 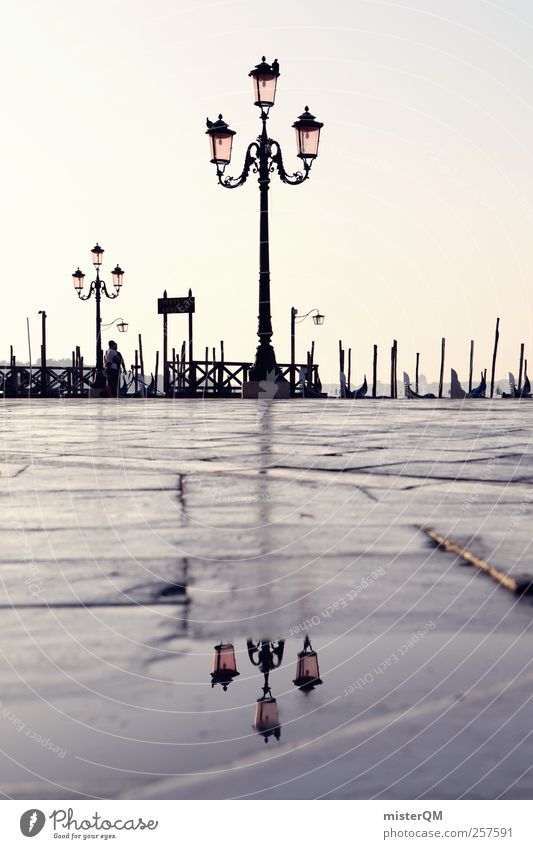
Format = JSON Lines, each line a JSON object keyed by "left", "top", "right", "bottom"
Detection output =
{"left": 415, "top": 352, "right": 420, "bottom": 395}
{"left": 490, "top": 317, "right": 500, "bottom": 399}
{"left": 372, "top": 344, "right": 377, "bottom": 398}
{"left": 438, "top": 337, "right": 445, "bottom": 398}
{"left": 138, "top": 334, "right": 145, "bottom": 379}
{"left": 468, "top": 340, "right": 474, "bottom": 393}
{"left": 518, "top": 343, "right": 525, "bottom": 391}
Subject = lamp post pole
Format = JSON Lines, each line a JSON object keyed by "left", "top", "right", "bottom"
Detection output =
{"left": 290, "top": 307, "right": 297, "bottom": 395}
{"left": 206, "top": 58, "right": 323, "bottom": 389}
{"left": 72, "top": 245, "right": 125, "bottom": 392}
{"left": 257, "top": 114, "right": 275, "bottom": 378}
{"left": 94, "top": 267, "right": 104, "bottom": 384}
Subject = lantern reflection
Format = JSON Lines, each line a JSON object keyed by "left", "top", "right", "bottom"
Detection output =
{"left": 211, "top": 642, "right": 240, "bottom": 691}
{"left": 293, "top": 635, "right": 323, "bottom": 692}
{"left": 253, "top": 675, "right": 281, "bottom": 743}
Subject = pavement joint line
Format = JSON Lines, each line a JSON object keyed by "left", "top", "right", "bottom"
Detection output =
{"left": 421, "top": 526, "right": 533, "bottom": 597}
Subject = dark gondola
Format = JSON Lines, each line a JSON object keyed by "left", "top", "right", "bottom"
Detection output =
{"left": 406, "top": 385, "right": 436, "bottom": 399}
{"left": 403, "top": 372, "right": 435, "bottom": 398}
{"left": 468, "top": 372, "right": 486, "bottom": 398}
{"left": 343, "top": 375, "right": 367, "bottom": 399}
{"left": 354, "top": 376, "right": 368, "bottom": 398}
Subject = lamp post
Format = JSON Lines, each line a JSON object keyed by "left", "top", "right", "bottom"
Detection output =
{"left": 72, "top": 244, "right": 125, "bottom": 390}
{"left": 206, "top": 58, "right": 323, "bottom": 391}
{"left": 102, "top": 317, "right": 129, "bottom": 334}
{"left": 290, "top": 307, "right": 324, "bottom": 396}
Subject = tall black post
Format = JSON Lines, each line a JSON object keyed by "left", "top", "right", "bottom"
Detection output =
{"left": 39, "top": 310, "right": 47, "bottom": 396}
{"left": 162, "top": 290, "right": 169, "bottom": 396}
{"left": 93, "top": 268, "right": 105, "bottom": 388}
{"left": 250, "top": 116, "right": 278, "bottom": 382}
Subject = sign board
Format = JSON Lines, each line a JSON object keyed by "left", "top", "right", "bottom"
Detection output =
{"left": 158, "top": 296, "right": 195, "bottom": 315}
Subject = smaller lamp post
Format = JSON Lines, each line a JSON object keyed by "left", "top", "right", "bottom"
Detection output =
{"left": 72, "top": 244, "right": 125, "bottom": 391}
{"left": 293, "top": 634, "right": 323, "bottom": 693}
{"left": 290, "top": 308, "right": 324, "bottom": 396}
{"left": 210, "top": 642, "right": 240, "bottom": 691}
{"left": 253, "top": 674, "right": 281, "bottom": 742}
{"left": 102, "top": 317, "right": 129, "bottom": 334}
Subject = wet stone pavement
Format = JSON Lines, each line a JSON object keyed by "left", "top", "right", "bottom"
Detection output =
{"left": 0, "top": 398, "right": 532, "bottom": 799}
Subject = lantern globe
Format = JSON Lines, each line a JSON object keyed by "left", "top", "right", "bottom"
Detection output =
{"left": 91, "top": 243, "right": 104, "bottom": 266}
{"left": 292, "top": 107, "right": 324, "bottom": 161}
{"left": 111, "top": 264, "right": 124, "bottom": 289}
{"left": 249, "top": 57, "right": 280, "bottom": 108}
{"left": 117, "top": 320, "right": 128, "bottom": 333}
{"left": 72, "top": 268, "right": 85, "bottom": 290}
{"left": 206, "top": 115, "right": 236, "bottom": 166}
{"left": 313, "top": 312, "right": 324, "bottom": 326}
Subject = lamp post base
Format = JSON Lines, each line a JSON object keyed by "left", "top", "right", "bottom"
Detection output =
{"left": 242, "top": 380, "right": 290, "bottom": 400}
{"left": 249, "top": 343, "right": 280, "bottom": 384}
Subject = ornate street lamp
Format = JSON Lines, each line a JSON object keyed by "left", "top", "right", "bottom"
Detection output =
{"left": 206, "top": 58, "right": 323, "bottom": 392}
{"left": 293, "top": 634, "right": 323, "bottom": 693}
{"left": 210, "top": 642, "right": 240, "bottom": 691}
{"left": 253, "top": 674, "right": 281, "bottom": 742}
{"left": 72, "top": 244, "right": 125, "bottom": 391}
{"left": 290, "top": 307, "right": 325, "bottom": 395}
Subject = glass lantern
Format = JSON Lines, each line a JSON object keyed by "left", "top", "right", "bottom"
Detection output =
{"left": 112, "top": 264, "right": 124, "bottom": 289}
{"left": 91, "top": 243, "right": 104, "bottom": 266}
{"left": 72, "top": 268, "right": 85, "bottom": 290}
{"left": 292, "top": 107, "right": 324, "bottom": 161}
{"left": 249, "top": 57, "right": 280, "bottom": 108}
{"left": 313, "top": 312, "right": 325, "bottom": 326}
{"left": 206, "top": 115, "right": 236, "bottom": 166}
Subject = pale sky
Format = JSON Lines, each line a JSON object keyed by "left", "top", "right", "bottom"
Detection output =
{"left": 2, "top": 0, "right": 533, "bottom": 383}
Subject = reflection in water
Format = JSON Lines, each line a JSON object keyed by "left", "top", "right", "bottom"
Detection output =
{"left": 253, "top": 673, "right": 281, "bottom": 743}
{"left": 247, "top": 639, "right": 285, "bottom": 672}
{"left": 293, "top": 634, "right": 323, "bottom": 693}
{"left": 210, "top": 642, "right": 240, "bottom": 691}
{"left": 208, "top": 636, "right": 323, "bottom": 744}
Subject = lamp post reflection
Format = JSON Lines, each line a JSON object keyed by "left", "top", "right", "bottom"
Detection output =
{"left": 253, "top": 673, "right": 281, "bottom": 742}
{"left": 210, "top": 642, "right": 240, "bottom": 691}
{"left": 247, "top": 639, "right": 285, "bottom": 672}
{"left": 293, "top": 634, "right": 323, "bottom": 693}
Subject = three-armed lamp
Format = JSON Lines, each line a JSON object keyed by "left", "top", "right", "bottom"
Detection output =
{"left": 206, "top": 57, "right": 323, "bottom": 386}
{"left": 71, "top": 242, "right": 125, "bottom": 390}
